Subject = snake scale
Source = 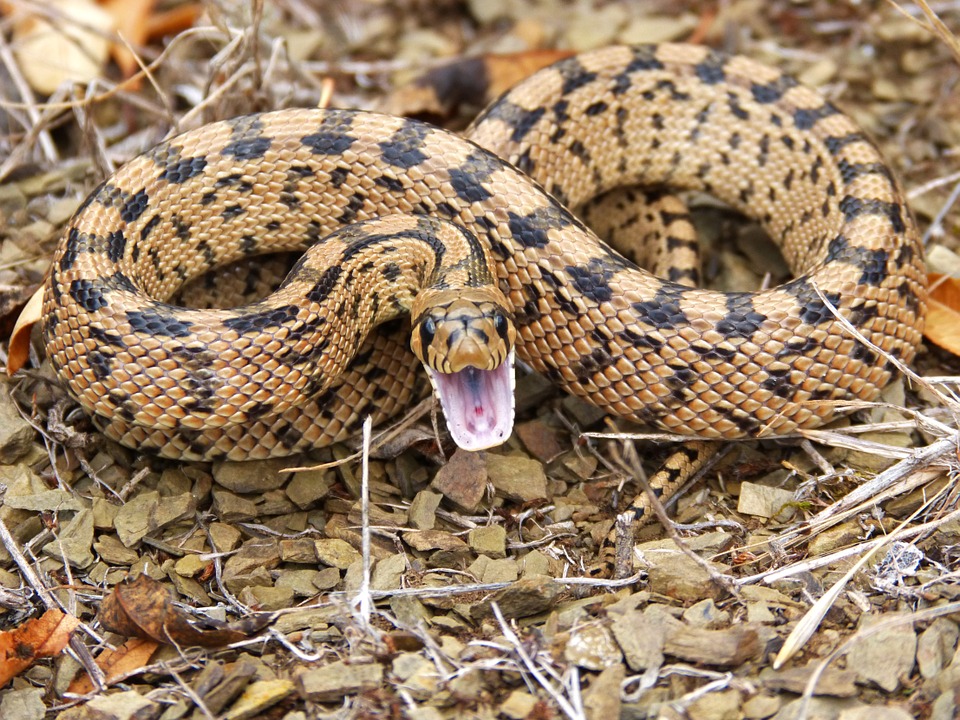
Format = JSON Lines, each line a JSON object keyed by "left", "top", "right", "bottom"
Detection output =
{"left": 44, "top": 43, "right": 928, "bottom": 462}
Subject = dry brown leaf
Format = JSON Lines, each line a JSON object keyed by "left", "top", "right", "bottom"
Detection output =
{"left": 0, "top": 279, "right": 39, "bottom": 347}
{"left": 922, "top": 273, "right": 960, "bottom": 356}
{"left": 380, "top": 50, "right": 573, "bottom": 121}
{"left": 481, "top": 50, "right": 574, "bottom": 97}
{"left": 11, "top": 0, "right": 114, "bottom": 94}
{"left": 6, "top": 285, "right": 44, "bottom": 376}
{"left": 0, "top": 609, "right": 81, "bottom": 686}
{"left": 99, "top": 575, "right": 272, "bottom": 648}
{"left": 98, "top": 0, "right": 202, "bottom": 89}
{"left": 98, "top": 0, "right": 156, "bottom": 80}
{"left": 68, "top": 636, "right": 160, "bottom": 694}
{"left": 144, "top": 3, "right": 202, "bottom": 38}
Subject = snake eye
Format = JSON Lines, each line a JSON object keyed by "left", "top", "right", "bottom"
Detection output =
{"left": 419, "top": 317, "right": 437, "bottom": 349}
{"left": 494, "top": 313, "right": 510, "bottom": 342}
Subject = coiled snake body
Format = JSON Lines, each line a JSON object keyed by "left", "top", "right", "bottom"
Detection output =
{"left": 44, "top": 44, "right": 927, "bottom": 461}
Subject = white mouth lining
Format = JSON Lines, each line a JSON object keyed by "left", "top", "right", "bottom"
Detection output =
{"left": 425, "top": 349, "right": 516, "bottom": 451}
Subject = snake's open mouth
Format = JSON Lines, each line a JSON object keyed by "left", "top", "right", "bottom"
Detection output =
{"left": 427, "top": 350, "right": 515, "bottom": 451}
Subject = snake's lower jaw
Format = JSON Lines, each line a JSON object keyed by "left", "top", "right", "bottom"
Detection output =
{"left": 427, "top": 350, "right": 516, "bottom": 451}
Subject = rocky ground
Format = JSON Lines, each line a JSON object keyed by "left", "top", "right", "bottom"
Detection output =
{"left": 0, "top": 1, "right": 960, "bottom": 718}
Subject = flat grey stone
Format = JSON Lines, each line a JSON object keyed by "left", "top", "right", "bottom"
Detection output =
{"left": 297, "top": 660, "right": 383, "bottom": 702}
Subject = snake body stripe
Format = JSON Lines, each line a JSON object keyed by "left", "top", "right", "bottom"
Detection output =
{"left": 42, "top": 43, "right": 927, "bottom": 461}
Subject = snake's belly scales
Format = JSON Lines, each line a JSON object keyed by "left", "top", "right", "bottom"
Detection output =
{"left": 44, "top": 44, "right": 928, "bottom": 461}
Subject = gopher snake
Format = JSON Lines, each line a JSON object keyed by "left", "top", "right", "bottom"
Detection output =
{"left": 44, "top": 43, "right": 927, "bottom": 462}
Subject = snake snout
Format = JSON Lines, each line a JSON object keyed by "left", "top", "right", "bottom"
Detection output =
{"left": 411, "top": 295, "right": 515, "bottom": 375}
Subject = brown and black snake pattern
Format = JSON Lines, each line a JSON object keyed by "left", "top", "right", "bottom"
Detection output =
{"left": 44, "top": 43, "right": 927, "bottom": 462}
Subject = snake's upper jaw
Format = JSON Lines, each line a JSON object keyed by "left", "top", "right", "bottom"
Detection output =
{"left": 427, "top": 349, "right": 515, "bottom": 451}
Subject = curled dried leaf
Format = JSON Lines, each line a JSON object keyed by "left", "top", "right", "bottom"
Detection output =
{"left": 0, "top": 609, "right": 80, "bottom": 686}
{"left": 10, "top": 0, "right": 114, "bottom": 94}
{"left": 6, "top": 286, "right": 43, "bottom": 376}
{"left": 379, "top": 50, "right": 572, "bottom": 121}
{"left": 100, "top": 0, "right": 156, "bottom": 80}
{"left": 67, "top": 636, "right": 160, "bottom": 694}
{"left": 922, "top": 273, "right": 960, "bottom": 357}
{"left": 99, "top": 574, "right": 272, "bottom": 648}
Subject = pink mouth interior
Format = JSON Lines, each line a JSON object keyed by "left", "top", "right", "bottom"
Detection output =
{"left": 428, "top": 353, "right": 515, "bottom": 451}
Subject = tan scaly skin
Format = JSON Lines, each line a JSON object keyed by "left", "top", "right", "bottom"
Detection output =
{"left": 43, "top": 44, "right": 927, "bottom": 464}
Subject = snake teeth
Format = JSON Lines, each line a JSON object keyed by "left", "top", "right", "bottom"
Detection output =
{"left": 427, "top": 349, "right": 516, "bottom": 450}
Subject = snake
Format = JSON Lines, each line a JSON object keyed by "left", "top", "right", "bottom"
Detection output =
{"left": 42, "top": 43, "right": 928, "bottom": 462}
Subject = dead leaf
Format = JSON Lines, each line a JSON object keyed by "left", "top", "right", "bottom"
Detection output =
{"left": 6, "top": 285, "right": 43, "bottom": 376}
{"left": 0, "top": 280, "right": 40, "bottom": 350}
{"left": 99, "top": 575, "right": 272, "bottom": 648}
{"left": 381, "top": 630, "right": 425, "bottom": 654}
{"left": 10, "top": 0, "right": 114, "bottom": 94}
{"left": 100, "top": 0, "right": 201, "bottom": 88}
{"left": 68, "top": 636, "right": 160, "bottom": 694}
{"left": 99, "top": 0, "right": 156, "bottom": 80}
{"left": 0, "top": 609, "right": 81, "bottom": 686}
{"left": 922, "top": 273, "right": 960, "bottom": 356}
{"left": 144, "top": 3, "right": 202, "bottom": 38}
{"left": 379, "top": 50, "right": 572, "bottom": 122}
{"left": 481, "top": 50, "right": 575, "bottom": 95}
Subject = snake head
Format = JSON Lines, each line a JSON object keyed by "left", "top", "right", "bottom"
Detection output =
{"left": 411, "top": 289, "right": 516, "bottom": 451}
